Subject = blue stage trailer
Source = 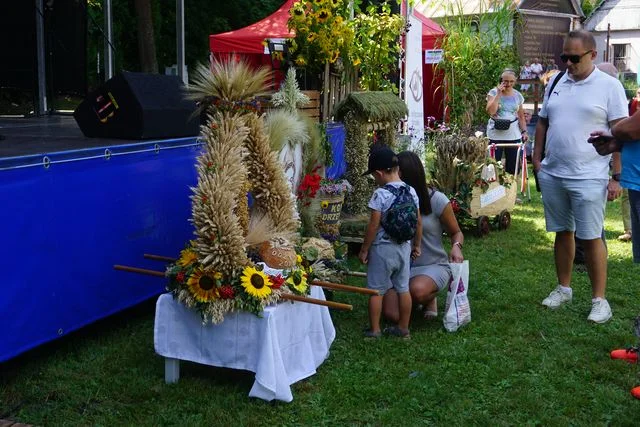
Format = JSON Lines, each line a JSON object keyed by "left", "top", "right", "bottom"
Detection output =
{"left": 0, "top": 138, "right": 201, "bottom": 362}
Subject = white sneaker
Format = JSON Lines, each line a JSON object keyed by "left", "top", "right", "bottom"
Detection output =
{"left": 541, "top": 286, "right": 572, "bottom": 309}
{"left": 587, "top": 299, "right": 612, "bottom": 323}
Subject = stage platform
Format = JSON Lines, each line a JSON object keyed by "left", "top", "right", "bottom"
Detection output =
{"left": 0, "top": 116, "right": 202, "bottom": 362}
{"left": 0, "top": 115, "right": 170, "bottom": 158}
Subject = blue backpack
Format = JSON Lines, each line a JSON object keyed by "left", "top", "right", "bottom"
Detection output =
{"left": 381, "top": 184, "right": 418, "bottom": 243}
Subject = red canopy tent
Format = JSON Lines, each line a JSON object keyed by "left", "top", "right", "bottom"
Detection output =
{"left": 209, "top": 0, "right": 294, "bottom": 86}
{"left": 209, "top": 0, "right": 294, "bottom": 54}
{"left": 414, "top": 9, "right": 446, "bottom": 123}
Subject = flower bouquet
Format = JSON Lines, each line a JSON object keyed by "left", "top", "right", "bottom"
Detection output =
{"left": 298, "top": 166, "right": 352, "bottom": 241}
{"left": 166, "top": 243, "right": 315, "bottom": 324}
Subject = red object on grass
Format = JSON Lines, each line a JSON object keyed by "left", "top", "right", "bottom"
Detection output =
{"left": 610, "top": 348, "right": 639, "bottom": 363}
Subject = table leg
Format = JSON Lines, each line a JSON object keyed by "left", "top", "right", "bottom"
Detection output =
{"left": 165, "top": 357, "right": 180, "bottom": 384}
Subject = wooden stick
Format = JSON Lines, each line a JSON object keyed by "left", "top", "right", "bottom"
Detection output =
{"left": 344, "top": 271, "right": 367, "bottom": 278}
{"left": 144, "top": 255, "right": 368, "bottom": 280}
{"left": 144, "top": 253, "right": 176, "bottom": 263}
{"left": 280, "top": 293, "right": 352, "bottom": 311}
{"left": 114, "top": 264, "right": 165, "bottom": 278}
{"left": 114, "top": 264, "right": 352, "bottom": 310}
{"left": 312, "top": 280, "right": 378, "bottom": 295}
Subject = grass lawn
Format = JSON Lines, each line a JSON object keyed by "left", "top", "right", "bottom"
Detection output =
{"left": 2, "top": 179, "right": 640, "bottom": 425}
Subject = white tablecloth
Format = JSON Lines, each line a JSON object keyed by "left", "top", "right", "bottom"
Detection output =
{"left": 154, "top": 286, "right": 336, "bottom": 402}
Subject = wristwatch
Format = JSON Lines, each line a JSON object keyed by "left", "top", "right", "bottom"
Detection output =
{"left": 611, "top": 173, "right": 621, "bottom": 182}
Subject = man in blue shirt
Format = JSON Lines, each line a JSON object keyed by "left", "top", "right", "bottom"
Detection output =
{"left": 589, "top": 91, "right": 640, "bottom": 400}
{"left": 590, "top": 103, "right": 640, "bottom": 262}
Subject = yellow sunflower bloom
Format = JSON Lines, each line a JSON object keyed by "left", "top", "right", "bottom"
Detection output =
{"left": 286, "top": 270, "right": 308, "bottom": 294}
{"left": 295, "top": 57, "right": 307, "bottom": 66}
{"left": 317, "top": 9, "right": 331, "bottom": 23}
{"left": 353, "top": 58, "right": 361, "bottom": 66}
{"left": 177, "top": 248, "right": 198, "bottom": 267}
{"left": 296, "top": 254, "right": 303, "bottom": 264}
{"left": 320, "top": 200, "right": 329, "bottom": 209}
{"left": 307, "top": 33, "right": 317, "bottom": 42}
{"left": 187, "top": 269, "right": 219, "bottom": 302}
{"left": 240, "top": 266, "right": 273, "bottom": 299}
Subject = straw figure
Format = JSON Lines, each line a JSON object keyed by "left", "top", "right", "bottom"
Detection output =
{"left": 165, "top": 60, "right": 306, "bottom": 323}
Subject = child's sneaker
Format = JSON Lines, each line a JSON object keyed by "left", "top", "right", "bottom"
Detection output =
{"left": 587, "top": 299, "right": 612, "bottom": 323}
{"left": 541, "top": 286, "right": 572, "bottom": 309}
{"left": 610, "top": 348, "right": 638, "bottom": 363}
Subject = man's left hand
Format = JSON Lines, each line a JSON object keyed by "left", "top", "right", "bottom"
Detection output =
{"left": 608, "top": 179, "right": 622, "bottom": 201}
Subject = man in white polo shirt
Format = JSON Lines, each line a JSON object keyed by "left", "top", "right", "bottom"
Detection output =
{"left": 532, "top": 30, "right": 628, "bottom": 323}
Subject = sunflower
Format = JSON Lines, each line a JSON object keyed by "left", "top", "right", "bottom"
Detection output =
{"left": 177, "top": 248, "right": 198, "bottom": 267}
{"left": 187, "top": 269, "right": 219, "bottom": 302}
{"left": 295, "top": 57, "right": 307, "bottom": 66}
{"left": 307, "top": 33, "right": 317, "bottom": 43}
{"left": 320, "top": 200, "right": 329, "bottom": 209}
{"left": 317, "top": 9, "right": 331, "bottom": 22}
{"left": 286, "top": 270, "right": 309, "bottom": 294}
{"left": 240, "top": 266, "right": 273, "bottom": 299}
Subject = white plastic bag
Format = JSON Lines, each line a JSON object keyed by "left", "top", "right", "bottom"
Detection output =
{"left": 443, "top": 260, "right": 471, "bottom": 332}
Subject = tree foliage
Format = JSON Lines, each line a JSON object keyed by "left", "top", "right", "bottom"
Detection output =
{"left": 435, "top": 1, "right": 519, "bottom": 128}
{"left": 581, "top": 0, "right": 596, "bottom": 18}
{"left": 350, "top": 2, "right": 406, "bottom": 92}
{"left": 86, "top": 0, "right": 284, "bottom": 88}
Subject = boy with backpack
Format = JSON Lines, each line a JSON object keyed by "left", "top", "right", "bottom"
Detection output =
{"left": 358, "top": 146, "right": 422, "bottom": 339}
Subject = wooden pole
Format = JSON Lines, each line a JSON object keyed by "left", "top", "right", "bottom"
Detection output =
{"left": 281, "top": 293, "right": 352, "bottom": 311}
{"left": 113, "top": 264, "right": 352, "bottom": 310}
{"left": 116, "top": 263, "right": 376, "bottom": 298}
{"left": 344, "top": 271, "right": 367, "bottom": 278}
{"left": 114, "top": 264, "right": 165, "bottom": 277}
{"left": 312, "top": 280, "right": 378, "bottom": 295}
{"left": 144, "top": 253, "right": 176, "bottom": 263}
{"left": 142, "top": 254, "right": 372, "bottom": 292}
{"left": 605, "top": 23, "right": 611, "bottom": 62}
{"left": 322, "top": 61, "right": 330, "bottom": 121}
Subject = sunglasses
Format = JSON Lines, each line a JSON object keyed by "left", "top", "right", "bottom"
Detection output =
{"left": 560, "top": 50, "right": 592, "bottom": 64}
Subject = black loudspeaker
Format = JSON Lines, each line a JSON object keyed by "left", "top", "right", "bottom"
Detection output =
{"left": 74, "top": 71, "right": 199, "bottom": 139}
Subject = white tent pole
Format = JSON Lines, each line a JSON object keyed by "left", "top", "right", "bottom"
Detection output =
{"left": 35, "top": 0, "right": 47, "bottom": 115}
{"left": 177, "top": 0, "right": 186, "bottom": 84}
{"left": 104, "top": 0, "right": 114, "bottom": 80}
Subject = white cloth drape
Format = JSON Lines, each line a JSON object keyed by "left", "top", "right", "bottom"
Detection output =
{"left": 154, "top": 286, "right": 336, "bottom": 402}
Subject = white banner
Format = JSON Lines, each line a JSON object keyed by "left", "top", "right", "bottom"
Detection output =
{"left": 404, "top": 12, "right": 424, "bottom": 155}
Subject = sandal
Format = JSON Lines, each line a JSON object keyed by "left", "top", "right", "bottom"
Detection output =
{"left": 383, "top": 326, "right": 411, "bottom": 340}
{"left": 363, "top": 329, "right": 382, "bottom": 339}
{"left": 423, "top": 310, "right": 438, "bottom": 320}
